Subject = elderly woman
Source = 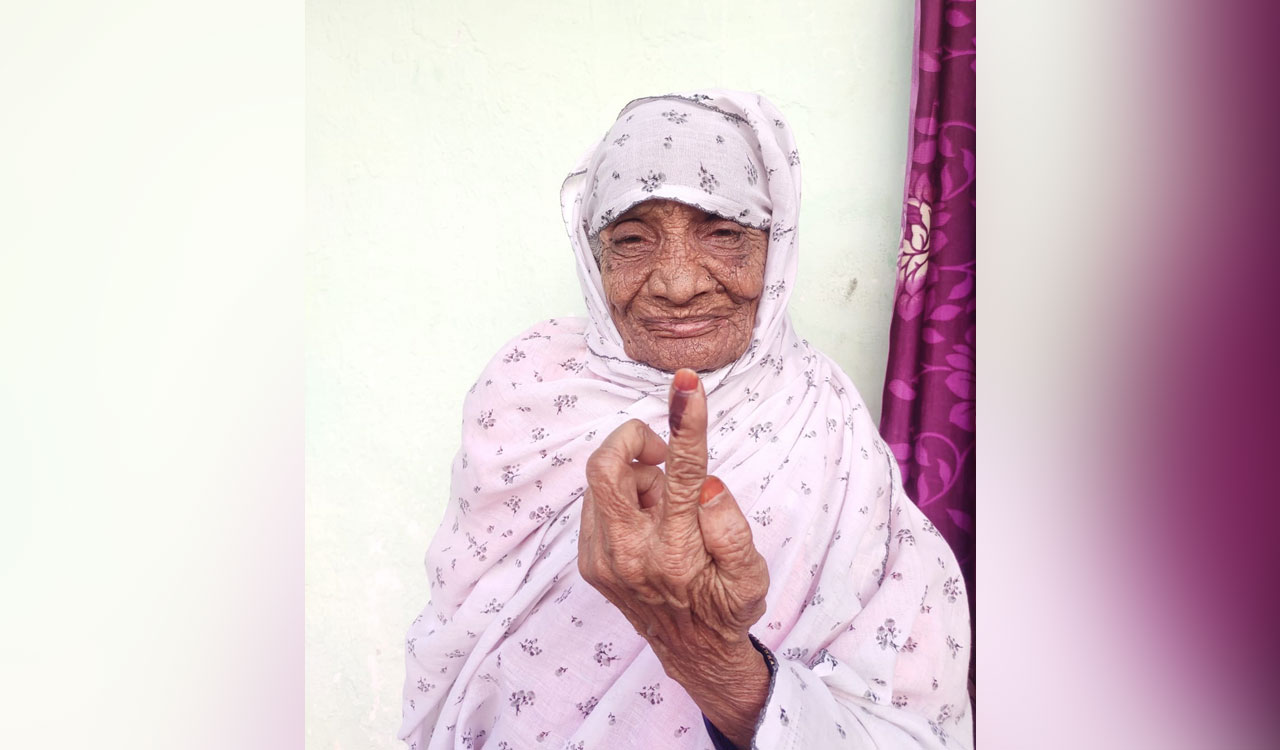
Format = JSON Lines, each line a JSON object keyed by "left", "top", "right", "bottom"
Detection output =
{"left": 401, "top": 90, "right": 972, "bottom": 749}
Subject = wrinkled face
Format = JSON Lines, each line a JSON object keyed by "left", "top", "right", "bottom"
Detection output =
{"left": 597, "top": 199, "right": 769, "bottom": 373}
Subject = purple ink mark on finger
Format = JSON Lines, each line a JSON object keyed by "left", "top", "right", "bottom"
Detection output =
{"left": 669, "top": 369, "right": 699, "bottom": 433}
{"left": 669, "top": 389, "right": 689, "bottom": 433}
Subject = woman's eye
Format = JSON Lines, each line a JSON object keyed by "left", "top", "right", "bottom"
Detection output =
{"left": 710, "top": 228, "right": 742, "bottom": 240}
{"left": 616, "top": 235, "right": 645, "bottom": 245}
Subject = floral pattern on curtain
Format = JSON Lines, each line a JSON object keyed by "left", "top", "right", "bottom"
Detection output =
{"left": 880, "top": 0, "right": 975, "bottom": 606}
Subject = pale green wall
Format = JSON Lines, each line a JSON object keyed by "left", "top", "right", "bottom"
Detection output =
{"left": 306, "top": 1, "right": 914, "bottom": 746}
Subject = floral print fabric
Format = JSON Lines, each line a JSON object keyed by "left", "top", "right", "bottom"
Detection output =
{"left": 400, "top": 90, "right": 972, "bottom": 749}
{"left": 580, "top": 95, "right": 773, "bottom": 239}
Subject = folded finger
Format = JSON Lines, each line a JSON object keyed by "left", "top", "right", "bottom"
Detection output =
{"left": 592, "top": 418, "right": 668, "bottom": 467}
{"left": 586, "top": 419, "right": 667, "bottom": 520}
{"left": 632, "top": 462, "right": 665, "bottom": 510}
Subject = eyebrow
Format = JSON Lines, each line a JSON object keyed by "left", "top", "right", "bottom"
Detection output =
{"left": 607, "top": 221, "right": 645, "bottom": 236}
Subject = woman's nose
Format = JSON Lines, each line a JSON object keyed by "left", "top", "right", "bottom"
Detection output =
{"left": 646, "top": 238, "right": 715, "bottom": 305}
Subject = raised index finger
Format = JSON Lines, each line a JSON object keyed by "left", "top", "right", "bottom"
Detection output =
{"left": 662, "top": 368, "right": 708, "bottom": 524}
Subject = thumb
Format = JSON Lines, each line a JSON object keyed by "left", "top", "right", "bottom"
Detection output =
{"left": 696, "top": 476, "right": 765, "bottom": 583}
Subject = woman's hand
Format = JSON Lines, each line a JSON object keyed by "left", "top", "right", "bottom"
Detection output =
{"left": 579, "top": 368, "right": 770, "bottom": 748}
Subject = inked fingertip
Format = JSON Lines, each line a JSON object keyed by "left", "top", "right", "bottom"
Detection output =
{"left": 673, "top": 368, "right": 699, "bottom": 393}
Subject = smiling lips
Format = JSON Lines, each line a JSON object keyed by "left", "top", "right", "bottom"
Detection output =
{"left": 640, "top": 315, "right": 725, "bottom": 337}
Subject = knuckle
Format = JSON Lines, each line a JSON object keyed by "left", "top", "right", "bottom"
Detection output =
{"left": 584, "top": 451, "right": 612, "bottom": 484}
{"left": 586, "top": 470, "right": 626, "bottom": 504}
{"left": 612, "top": 555, "right": 646, "bottom": 584}
{"left": 580, "top": 558, "right": 611, "bottom": 589}
{"left": 747, "top": 564, "right": 771, "bottom": 601}
{"left": 755, "top": 559, "right": 771, "bottom": 587}
{"left": 728, "top": 568, "right": 770, "bottom": 617}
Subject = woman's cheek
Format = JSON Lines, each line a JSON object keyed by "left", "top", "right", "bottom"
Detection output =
{"left": 723, "top": 239, "right": 767, "bottom": 298}
{"left": 600, "top": 263, "right": 641, "bottom": 309}
{"left": 719, "top": 263, "right": 766, "bottom": 301}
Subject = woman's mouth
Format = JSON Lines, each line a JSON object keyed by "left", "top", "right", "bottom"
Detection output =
{"left": 640, "top": 315, "right": 724, "bottom": 337}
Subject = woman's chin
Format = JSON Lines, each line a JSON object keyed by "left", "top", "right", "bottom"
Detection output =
{"left": 625, "top": 336, "right": 746, "bottom": 373}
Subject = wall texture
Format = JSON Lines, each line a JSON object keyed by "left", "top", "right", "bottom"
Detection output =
{"left": 306, "top": 2, "right": 913, "bottom": 746}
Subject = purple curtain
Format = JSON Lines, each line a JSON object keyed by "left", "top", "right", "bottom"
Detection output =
{"left": 880, "top": 2, "right": 976, "bottom": 608}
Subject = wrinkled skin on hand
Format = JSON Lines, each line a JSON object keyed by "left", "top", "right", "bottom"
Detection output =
{"left": 579, "top": 369, "right": 771, "bottom": 748}
{"left": 597, "top": 199, "right": 768, "bottom": 373}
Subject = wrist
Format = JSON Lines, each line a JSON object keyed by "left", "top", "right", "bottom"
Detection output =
{"left": 657, "top": 632, "right": 769, "bottom": 748}
{"left": 652, "top": 627, "right": 758, "bottom": 687}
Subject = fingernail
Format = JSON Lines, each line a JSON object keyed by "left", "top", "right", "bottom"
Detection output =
{"left": 699, "top": 476, "right": 726, "bottom": 506}
{"left": 669, "top": 369, "right": 699, "bottom": 433}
